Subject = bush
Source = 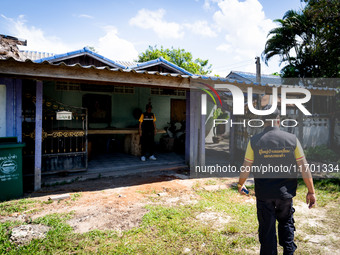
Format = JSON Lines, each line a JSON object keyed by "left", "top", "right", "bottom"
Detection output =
{"left": 305, "top": 145, "right": 339, "bottom": 162}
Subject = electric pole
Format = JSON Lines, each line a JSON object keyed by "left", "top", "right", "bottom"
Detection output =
{"left": 255, "top": 56, "right": 261, "bottom": 83}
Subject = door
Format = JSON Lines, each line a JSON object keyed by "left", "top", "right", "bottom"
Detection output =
{"left": 170, "top": 99, "right": 186, "bottom": 123}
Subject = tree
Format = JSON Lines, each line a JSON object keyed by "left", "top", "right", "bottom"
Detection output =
{"left": 262, "top": 0, "right": 340, "bottom": 80}
{"left": 302, "top": 0, "right": 340, "bottom": 78}
{"left": 137, "top": 45, "right": 212, "bottom": 75}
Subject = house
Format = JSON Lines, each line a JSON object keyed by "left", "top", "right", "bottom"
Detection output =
{"left": 0, "top": 37, "right": 337, "bottom": 193}
{"left": 227, "top": 71, "right": 282, "bottom": 86}
{"left": 226, "top": 70, "right": 340, "bottom": 157}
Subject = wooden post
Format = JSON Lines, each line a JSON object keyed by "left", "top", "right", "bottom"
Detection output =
{"left": 15, "top": 79, "right": 22, "bottom": 143}
{"left": 185, "top": 91, "right": 190, "bottom": 165}
{"left": 297, "top": 110, "right": 304, "bottom": 146}
{"left": 5, "top": 78, "right": 14, "bottom": 137}
{"left": 255, "top": 56, "right": 261, "bottom": 84}
{"left": 0, "top": 82, "right": 5, "bottom": 137}
{"left": 328, "top": 117, "right": 334, "bottom": 148}
{"left": 229, "top": 112, "right": 235, "bottom": 163}
{"left": 198, "top": 93, "right": 206, "bottom": 167}
{"left": 34, "top": 80, "right": 43, "bottom": 191}
{"left": 189, "top": 91, "right": 199, "bottom": 171}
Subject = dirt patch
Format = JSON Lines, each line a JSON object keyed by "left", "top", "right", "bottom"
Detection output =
{"left": 195, "top": 211, "right": 231, "bottom": 230}
{"left": 294, "top": 201, "right": 329, "bottom": 228}
{"left": 3, "top": 175, "right": 242, "bottom": 234}
{"left": 66, "top": 204, "right": 148, "bottom": 233}
{"left": 7, "top": 171, "right": 337, "bottom": 255}
{"left": 25, "top": 171, "right": 205, "bottom": 233}
{"left": 294, "top": 201, "right": 340, "bottom": 254}
{"left": 203, "top": 184, "right": 228, "bottom": 191}
{"left": 157, "top": 194, "right": 199, "bottom": 206}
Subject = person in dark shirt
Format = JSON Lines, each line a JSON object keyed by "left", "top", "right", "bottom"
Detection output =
{"left": 237, "top": 106, "right": 316, "bottom": 255}
{"left": 139, "top": 103, "right": 157, "bottom": 161}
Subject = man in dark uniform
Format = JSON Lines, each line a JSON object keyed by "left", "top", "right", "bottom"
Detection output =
{"left": 237, "top": 106, "right": 316, "bottom": 255}
{"left": 139, "top": 103, "right": 157, "bottom": 161}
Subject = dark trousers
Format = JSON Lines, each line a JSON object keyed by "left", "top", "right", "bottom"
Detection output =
{"left": 256, "top": 198, "right": 297, "bottom": 255}
{"left": 140, "top": 132, "right": 155, "bottom": 156}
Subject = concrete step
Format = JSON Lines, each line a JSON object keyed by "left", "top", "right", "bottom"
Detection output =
{"left": 42, "top": 163, "right": 188, "bottom": 187}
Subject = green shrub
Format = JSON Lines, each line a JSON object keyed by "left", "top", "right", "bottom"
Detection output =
{"left": 305, "top": 145, "right": 339, "bottom": 162}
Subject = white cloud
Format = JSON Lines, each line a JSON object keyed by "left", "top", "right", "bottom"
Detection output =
{"left": 96, "top": 26, "right": 139, "bottom": 61}
{"left": 214, "top": 0, "right": 274, "bottom": 55}
{"left": 184, "top": 20, "right": 217, "bottom": 37}
{"left": 1, "top": 15, "right": 139, "bottom": 62}
{"left": 203, "top": 0, "right": 219, "bottom": 10}
{"left": 129, "top": 9, "right": 184, "bottom": 39}
{"left": 209, "top": 0, "right": 278, "bottom": 74}
{"left": 1, "top": 14, "right": 72, "bottom": 53}
{"left": 78, "top": 14, "right": 94, "bottom": 19}
{"left": 216, "top": 43, "right": 231, "bottom": 52}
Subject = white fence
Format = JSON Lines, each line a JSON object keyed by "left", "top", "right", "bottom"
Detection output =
{"left": 235, "top": 116, "right": 340, "bottom": 151}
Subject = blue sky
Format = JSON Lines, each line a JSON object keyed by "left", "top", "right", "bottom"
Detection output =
{"left": 1, "top": 0, "right": 305, "bottom": 76}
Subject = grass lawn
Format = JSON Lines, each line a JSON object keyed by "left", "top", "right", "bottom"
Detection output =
{"left": 0, "top": 178, "right": 339, "bottom": 254}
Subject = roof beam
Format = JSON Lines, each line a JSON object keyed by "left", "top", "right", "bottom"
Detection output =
{"left": 0, "top": 59, "right": 336, "bottom": 96}
{"left": 0, "top": 59, "right": 190, "bottom": 89}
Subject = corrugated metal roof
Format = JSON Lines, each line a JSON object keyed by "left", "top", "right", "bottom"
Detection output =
{"left": 29, "top": 47, "right": 194, "bottom": 75}
{"left": 21, "top": 50, "right": 55, "bottom": 61}
{"left": 227, "top": 71, "right": 283, "bottom": 85}
{"left": 129, "top": 57, "right": 193, "bottom": 75}
{"left": 31, "top": 47, "right": 193, "bottom": 75}
{"left": 232, "top": 71, "right": 281, "bottom": 80}
{"left": 34, "top": 47, "right": 126, "bottom": 69}
{"left": 0, "top": 57, "right": 338, "bottom": 93}
{"left": 115, "top": 60, "right": 138, "bottom": 67}
{"left": 23, "top": 49, "right": 138, "bottom": 68}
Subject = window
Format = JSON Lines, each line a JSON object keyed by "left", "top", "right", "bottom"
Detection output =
{"left": 113, "top": 86, "right": 134, "bottom": 94}
{"left": 150, "top": 88, "right": 185, "bottom": 96}
{"left": 55, "top": 82, "right": 80, "bottom": 91}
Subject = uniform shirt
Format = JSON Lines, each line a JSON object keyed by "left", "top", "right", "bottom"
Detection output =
{"left": 244, "top": 126, "right": 305, "bottom": 199}
{"left": 139, "top": 112, "right": 156, "bottom": 134}
{"left": 245, "top": 135, "right": 305, "bottom": 164}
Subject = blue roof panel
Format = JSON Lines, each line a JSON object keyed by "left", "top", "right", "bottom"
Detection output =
{"left": 34, "top": 47, "right": 126, "bottom": 69}
{"left": 227, "top": 71, "right": 282, "bottom": 86}
{"left": 129, "top": 57, "right": 193, "bottom": 75}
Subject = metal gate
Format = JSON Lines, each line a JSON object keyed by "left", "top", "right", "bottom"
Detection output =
{"left": 23, "top": 95, "right": 88, "bottom": 174}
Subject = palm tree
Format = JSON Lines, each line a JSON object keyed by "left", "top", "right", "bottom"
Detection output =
{"left": 262, "top": 10, "right": 316, "bottom": 78}
{"left": 263, "top": 1, "right": 340, "bottom": 79}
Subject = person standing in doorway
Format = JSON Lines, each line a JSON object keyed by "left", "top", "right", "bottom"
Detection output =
{"left": 237, "top": 106, "right": 316, "bottom": 255}
{"left": 139, "top": 103, "right": 157, "bottom": 161}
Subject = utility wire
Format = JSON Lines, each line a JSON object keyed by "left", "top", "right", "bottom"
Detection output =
{"left": 213, "top": 60, "right": 254, "bottom": 71}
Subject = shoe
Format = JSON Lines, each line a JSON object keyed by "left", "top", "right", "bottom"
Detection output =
{"left": 141, "top": 156, "right": 146, "bottom": 161}
{"left": 149, "top": 155, "right": 157, "bottom": 160}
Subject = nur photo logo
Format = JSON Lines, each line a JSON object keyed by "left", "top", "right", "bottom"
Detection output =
{"left": 196, "top": 83, "right": 312, "bottom": 128}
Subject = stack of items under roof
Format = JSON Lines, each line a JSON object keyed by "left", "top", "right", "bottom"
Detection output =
{"left": 0, "top": 34, "right": 27, "bottom": 61}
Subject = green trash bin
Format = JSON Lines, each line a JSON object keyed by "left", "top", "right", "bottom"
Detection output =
{"left": 0, "top": 137, "right": 25, "bottom": 201}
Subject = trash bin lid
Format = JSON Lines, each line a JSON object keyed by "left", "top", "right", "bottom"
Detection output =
{"left": 0, "top": 143, "right": 25, "bottom": 149}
